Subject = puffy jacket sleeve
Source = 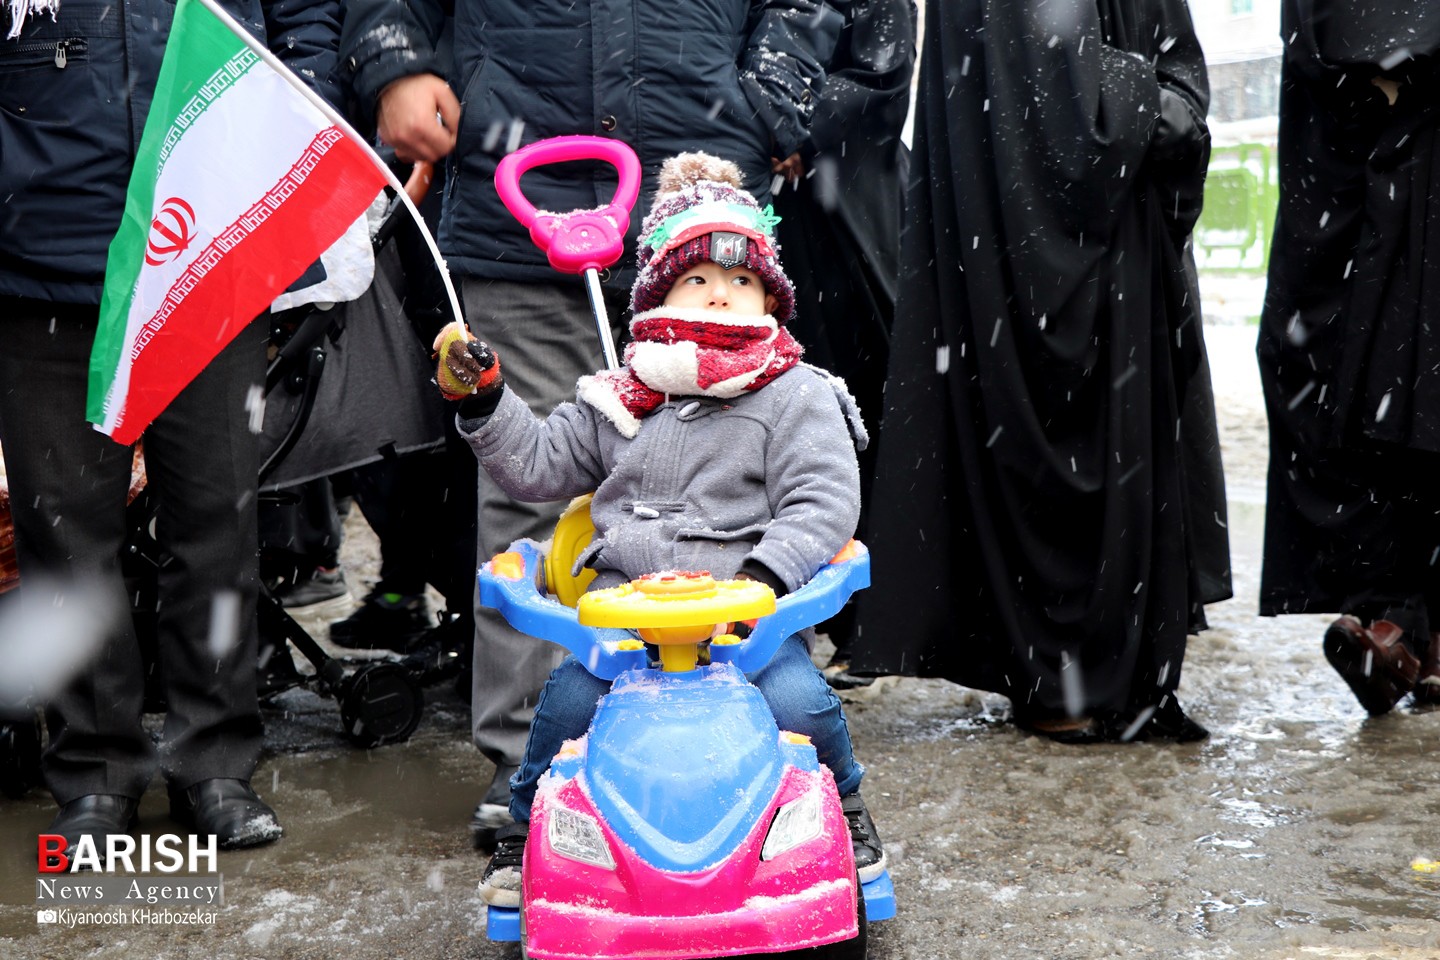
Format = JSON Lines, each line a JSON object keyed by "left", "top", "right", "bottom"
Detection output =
{"left": 262, "top": 0, "right": 346, "bottom": 108}
{"left": 746, "top": 374, "right": 862, "bottom": 594}
{"left": 802, "top": 0, "right": 916, "bottom": 159}
{"left": 740, "top": 0, "right": 847, "bottom": 158}
{"left": 458, "top": 387, "right": 609, "bottom": 503}
{"left": 339, "top": 0, "right": 451, "bottom": 113}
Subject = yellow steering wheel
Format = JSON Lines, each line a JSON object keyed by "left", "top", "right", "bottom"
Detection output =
{"left": 578, "top": 572, "right": 776, "bottom": 672}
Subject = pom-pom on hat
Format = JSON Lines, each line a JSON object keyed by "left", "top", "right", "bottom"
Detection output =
{"left": 630, "top": 153, "right": 796, "bottom": 323}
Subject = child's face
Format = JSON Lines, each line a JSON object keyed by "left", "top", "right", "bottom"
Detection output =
{"left": 663, "top": 261, "right": 778, "bottom": 316}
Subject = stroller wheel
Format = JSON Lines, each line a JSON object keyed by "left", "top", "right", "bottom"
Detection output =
{"left": 0, "top": 713, "right": 43, "bottom": 799}
{"left": 338, "top": 662, "right": 424, "bottom": 747}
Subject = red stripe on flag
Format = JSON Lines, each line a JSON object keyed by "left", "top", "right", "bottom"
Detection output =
{"left": 108, "top": 132, "right": 385, "bottom": 444}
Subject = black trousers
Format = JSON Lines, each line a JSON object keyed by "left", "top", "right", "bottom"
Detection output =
{"left": 0, "top": 297, "right": 265, "bottom": 803}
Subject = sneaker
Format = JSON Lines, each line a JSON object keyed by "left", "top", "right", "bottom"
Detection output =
{"left": 328, "top": 589, "right": 431, "bottom": 650}
{"left": 275, "top": 566, "right": 350, "bottom": 612}
{"left": 478, "top": 823, "right": 527, "bottom": 908}
{"left": 470, "top": 762, "right": 518, "bottom": 851}
{"left": 841, "top": 791, "right": 887, "bottom": 883}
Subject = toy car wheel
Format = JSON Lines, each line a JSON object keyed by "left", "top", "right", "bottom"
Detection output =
{"left": 767, "top": 877, "right": 867, "bottom": 959}
{"left": 338, "top": 662, "right": 424, "bottom": 747}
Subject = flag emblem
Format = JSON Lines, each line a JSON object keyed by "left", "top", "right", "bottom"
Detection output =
{"left": 144, "top": 197, "right": 198, "bottom": 266}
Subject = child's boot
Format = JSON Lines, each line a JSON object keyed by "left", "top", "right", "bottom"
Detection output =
{"left": 479, "top": 823, "right": 527, "bottom": 908}
{"left": 841, "top": 791, "right": 887, "bottom": 882}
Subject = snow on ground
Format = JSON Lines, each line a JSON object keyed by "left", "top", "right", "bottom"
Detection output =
{"left": 1200, "top": 274, "right": 1269, "bottom": 503}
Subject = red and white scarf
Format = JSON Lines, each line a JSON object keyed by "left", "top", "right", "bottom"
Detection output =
{"left": 578, "top": 306, "right": 802, "bottom": 438}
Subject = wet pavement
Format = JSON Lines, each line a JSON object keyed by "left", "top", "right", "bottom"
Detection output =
{"left": 3, "top": 325, "right": 1439, "bottom": 958}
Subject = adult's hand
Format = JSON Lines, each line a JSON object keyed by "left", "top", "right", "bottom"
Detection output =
{"left": 771, "top": 152, "right": 805, "bottom": 185}
{"left": 1151, "top": 87, "right": 1202, "bottom": 163}
{"left": 377, "top": 74, "right": 460, "bottom": 163}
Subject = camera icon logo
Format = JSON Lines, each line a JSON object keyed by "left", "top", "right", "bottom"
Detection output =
{"left": 36, "top": 909, "right": 58, "bottom": 924}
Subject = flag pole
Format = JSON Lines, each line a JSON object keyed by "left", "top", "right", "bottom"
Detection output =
{"left": 194, "top": 0, "right": 465, "bottom": 332}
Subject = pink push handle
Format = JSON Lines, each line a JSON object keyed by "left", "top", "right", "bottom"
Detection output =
{"left": 494, "top": 136, "right": 642, "bottom": 275}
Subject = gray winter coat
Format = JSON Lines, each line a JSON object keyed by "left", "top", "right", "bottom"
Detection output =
{"left": 459, "top": 365, "right": 866, "bottom": 594}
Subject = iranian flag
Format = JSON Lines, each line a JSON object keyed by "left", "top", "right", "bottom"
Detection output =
{"left": 87, "top": 0, "right": 389, "bottom": 444}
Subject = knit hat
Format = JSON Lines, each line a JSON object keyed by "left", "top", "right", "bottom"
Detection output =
{"left": 630, "top": 154, "right": 796, "bottom": 323}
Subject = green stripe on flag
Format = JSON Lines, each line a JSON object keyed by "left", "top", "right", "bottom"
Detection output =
{"left": 153, "top": 49, "right": 260, "bottom": 179}
{"left": 88, "top": 0, "right": 256, "bottom": 425}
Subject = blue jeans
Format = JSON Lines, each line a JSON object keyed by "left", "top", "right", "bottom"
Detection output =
{"left": 508, "top": 634, "right": 864, "bottom": 821}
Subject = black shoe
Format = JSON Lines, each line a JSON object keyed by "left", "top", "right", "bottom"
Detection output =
{"left": 470, "top": 762, "right": 519, "bottom": 851}
{"left": 328, "top": 590, "right": 431, "bottom": 650}
{"left": 1142, "top": 697, "right": 1209, "bottom": 742}
{"left": 47, "top": 795, "right": 140, "bottom": 869}
{"left": 397, "top": 613, "right": 470, "bottom": 685}
{"left": 822, "top": 661, "right": 874, "bottom": 690}
{"left": 479, "top": 823, "right": 527, "bottom": 908}
{"left": 168, "top": 778, "right": 283, "bottom": 849}
{"left": 1414, "top": 632, "right": 1440, "bottom": 707}
{"left": 840, "top": 791, "right": 887, "bottom": 883}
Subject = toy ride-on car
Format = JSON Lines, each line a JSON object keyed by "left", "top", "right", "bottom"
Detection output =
{"left": 477, "top": 533, "right": 894, "bottom": 960}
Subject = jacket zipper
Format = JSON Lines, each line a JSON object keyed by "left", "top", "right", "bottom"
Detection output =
{"left": 7, "top": 38, "right": 87, "bottom": 68}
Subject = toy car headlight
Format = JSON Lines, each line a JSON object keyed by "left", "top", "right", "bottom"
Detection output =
{"left": 761, "top": 788, "right": 823, "bottom": 861}
{"left": 547, "top": 808, "right": 616, "bottom": 870}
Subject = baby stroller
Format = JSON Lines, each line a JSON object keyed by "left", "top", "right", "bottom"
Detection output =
{"left": 210, "top": 160, "right": 456, "bottom": 747}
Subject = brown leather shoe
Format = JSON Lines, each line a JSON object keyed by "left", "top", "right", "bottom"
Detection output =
{"left": 1322, "top": 616, "right": 1421, "bottom": 715}
{"left": 1412, "top": 632, "right": 1440, "bottom": 707}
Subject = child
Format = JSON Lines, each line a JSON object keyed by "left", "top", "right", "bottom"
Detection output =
{"left": 436, "top": 153, "right": 884, "bottom": 907}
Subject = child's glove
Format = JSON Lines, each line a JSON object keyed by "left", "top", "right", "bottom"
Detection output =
{"left": 433, "top": 321, "right": 503, "bottom": 402}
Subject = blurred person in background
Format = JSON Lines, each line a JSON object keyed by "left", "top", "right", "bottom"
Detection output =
{"left": 0, "top": 0, "right": 343, "bottom": 853}
{"left": 771, "top": 0, "right": 917, "bottom": 684}
{"left": 1257, "top": 1, "right": 1440, "bottom": 715}
{"left": 849, "top": 0, "right": 1231, "bottom": 742}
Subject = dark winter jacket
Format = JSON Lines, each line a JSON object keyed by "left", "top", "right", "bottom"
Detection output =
{"left": 0, "top": 0, "right": 344, "bottom": 304}
{"left": 458, "top": 365, "right": 866, "bottom": 594}
{"left": 339, "top": 0, "right": 843, "bottom": 286}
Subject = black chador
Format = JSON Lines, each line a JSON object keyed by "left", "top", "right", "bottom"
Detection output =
{"left": 1257, "top": 1, "right": 1440, "bottom": 713}
{"left": 851, "top": 0, "right": 1230, "bottom": 739}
